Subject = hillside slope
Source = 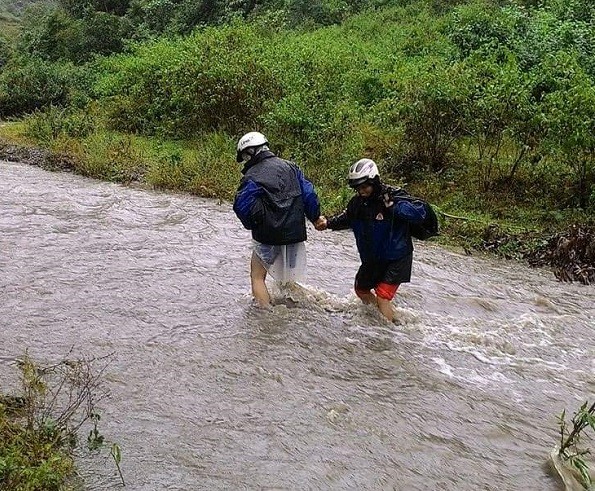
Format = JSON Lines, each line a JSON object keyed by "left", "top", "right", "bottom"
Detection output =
{"left": 0, "top": 0, "right": 54, "bottom": 16}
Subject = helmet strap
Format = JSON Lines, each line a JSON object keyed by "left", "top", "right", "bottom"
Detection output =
{"left": 371, "top": 176, "right": 382, "bottom": 196}
{"left": 241, "top": 149, "right": 254, "bottom": 162}
{"left": 244, "top": 145, "right": 270, "bottom": 162}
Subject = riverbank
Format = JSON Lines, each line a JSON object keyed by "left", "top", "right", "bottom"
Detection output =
{"left": 1, "top": 134, "right": 593, "bottom": 285}
{"left": 0, "top": 353, "right": 112, "bottom": 491}
{"left": 0, "top": 392, "right": 79, "bottom": 490}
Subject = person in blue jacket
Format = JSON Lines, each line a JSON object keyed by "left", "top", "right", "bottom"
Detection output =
{"left": 315, "top": 158, "right": 427, "bottom": 322}
{"left": 233, "top": 131, "right": 325, "bottom": 307}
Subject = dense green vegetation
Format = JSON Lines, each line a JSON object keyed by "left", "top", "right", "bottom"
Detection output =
{"left": 0, "top": 3, "right": 593, "bottom": 488}
{"left": 0, "top": 353, "right": 113, "bottom": 491}
{"left": 0, "top": 0, "right": 594, "bottom": 257}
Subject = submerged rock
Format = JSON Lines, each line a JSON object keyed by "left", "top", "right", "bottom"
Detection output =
{"left": 549, "top": 446, "right": 593, "bottom": 491}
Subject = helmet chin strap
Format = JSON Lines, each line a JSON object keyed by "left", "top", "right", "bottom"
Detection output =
{"left": 370, "top": 176, "right": 382, "bottom": 196}
{"left": 241, "top": 149, "right": 253, "bottom": 162}
{"left": 243, "top": 145, "right": 269, "bottom": 162}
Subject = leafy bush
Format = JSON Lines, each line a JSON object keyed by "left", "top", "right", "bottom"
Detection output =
{"left": 0, "top": 57, "right": 77, "bottom": 116}
{"left": 447, "top": 1, "right": 528, "bottom": 58}
{"left": 515, "top": 8, "right": 595, "bottom": 76}
{"left": 0, "top": 35, "right": 12, "bottom": 69}
{"left": 462, "top": 54, "right": 542, "bottom": 191}
{"left": 58, "top": 0, "right": 131, "bottom": 18}
{"left": 286, "top": 0, "right": 350, "bottom": 27}
{"left": 541, "top": 69, "right": 595, "bottom": 209}
{"left": 545, "top": 0, "right": 595, "bottom": 23}
{"left": 96, "top": 25, "right": 282, "bottom": 136}
{"left": 18, "top": 5, "right": 132, "bottom": 63}
{"left": 377, "top": 57, "right": 472, "bottom": 173}
{"left": 24, "top": 105, "right": 98, "bottom": 144}
{"left": 449, "top": 1, "right": 595, "bottom": 77}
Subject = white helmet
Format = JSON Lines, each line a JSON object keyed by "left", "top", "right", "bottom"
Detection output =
{"left": 348, "top": 158, "right": 379, "bottom": 188}
{"left": 236, "top": 131, "right": 268, "bottom": 162}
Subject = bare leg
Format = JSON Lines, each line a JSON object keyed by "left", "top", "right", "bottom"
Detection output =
{"left": 376, "top": 297, "right": 395, "bottom": 322}
{"left": 356, "top": 288, "right": 395, "bottom": 321}
{"left": 250, "top": 251, "right": 271, "bottom": 307}
{"left": 355, "top": 289, "right": 377, "bottom": 305}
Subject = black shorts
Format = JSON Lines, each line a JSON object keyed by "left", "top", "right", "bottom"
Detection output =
{"left": 354, "top": 253, "right": 413, "bottom": 291}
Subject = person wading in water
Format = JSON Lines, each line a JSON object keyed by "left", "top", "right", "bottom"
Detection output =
{"left": 316, "top": 158, "right": 432, "bottom": 322}
{"left": 233, "top": 131, "right": 325, "bottom": 307}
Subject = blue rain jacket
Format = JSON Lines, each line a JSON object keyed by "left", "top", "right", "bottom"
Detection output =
{"left": 327, "top": 184, "right": 427, "bottom": 262}
{"left": 233, "top": 151, "right": 320, "bottom": 245}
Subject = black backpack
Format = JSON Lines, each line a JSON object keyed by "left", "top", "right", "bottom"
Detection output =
{"left": 389, "top": 188, "right": 439, "bottom": 240}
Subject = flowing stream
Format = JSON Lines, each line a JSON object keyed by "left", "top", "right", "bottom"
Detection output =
{"left": 1, "top": 160, "right": 594, "bottom": 490}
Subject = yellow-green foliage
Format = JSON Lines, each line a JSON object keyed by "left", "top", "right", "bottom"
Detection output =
{"left": 6, "top": 0, "right": 595, "bottom": 221}
{"left": 0, "top": 14, "right": 19, "bottom": 44}
{"left": 0, "top": 414, "right": 76, "bottom": 491}
{"left": 92, "top": 5, "right": 450, "bottom": 191}
{"left": 144, "top": 132, "right": 238, "bottom": 198}
{"left": 0, "top": 356, "right": 75, "bottom": 491}
{"left": 95, "top": 25, "right": 283, "bottom": 137}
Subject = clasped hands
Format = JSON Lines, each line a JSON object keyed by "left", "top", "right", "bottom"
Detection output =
{"left": 313, "top": 216, "right": 327, "bottom": 231}
{"left": 314, "top": 194, "right": 393, "bottom": 231}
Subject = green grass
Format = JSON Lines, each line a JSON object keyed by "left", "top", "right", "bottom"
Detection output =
{"left": 1, "top": 117, "right": 591, "bottom": 265}
{"left": 0, "top": 12, "right": 20, "bottom": 42}
{"left": 0, "top": 351, "right": 109, "bottom": 491}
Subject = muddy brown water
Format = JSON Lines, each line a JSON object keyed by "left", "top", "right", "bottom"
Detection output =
{"left": 1, "top": 160, "right": 594, "bottom": 490}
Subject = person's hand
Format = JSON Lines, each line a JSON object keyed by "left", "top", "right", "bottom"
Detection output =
{"left": 314, "top": 216, "right": 327, "bottom": 231}
{"left": 382, "top": 193, "right": 394, "bottom": 208}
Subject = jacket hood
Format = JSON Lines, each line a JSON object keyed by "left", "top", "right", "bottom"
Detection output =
{"left": 241, "top": 150, "right": 275, "bottom": 175}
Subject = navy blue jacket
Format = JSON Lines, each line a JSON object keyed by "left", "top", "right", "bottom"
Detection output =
{"left": 233, "top": 151, "right": 320, "bottom": 245}
{"left": 327, "top": 184, "right": 427, "bottom": 262}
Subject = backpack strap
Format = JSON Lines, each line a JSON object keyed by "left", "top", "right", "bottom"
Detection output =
{"left": 385, "top": 185, "right": 439, "bottom": 240}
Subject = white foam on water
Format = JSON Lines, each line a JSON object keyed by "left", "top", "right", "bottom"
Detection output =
{"left": 270, "top": 282, "right": 360, "bottom": 314}
{"left": 432, "top": 356, "right": 454, "bottom": 377}
{"left": 432, "top": 356, "right": 517, "bottom": 387}
{"left": 246, "top": 280, "right": 587, "bottom": 391}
